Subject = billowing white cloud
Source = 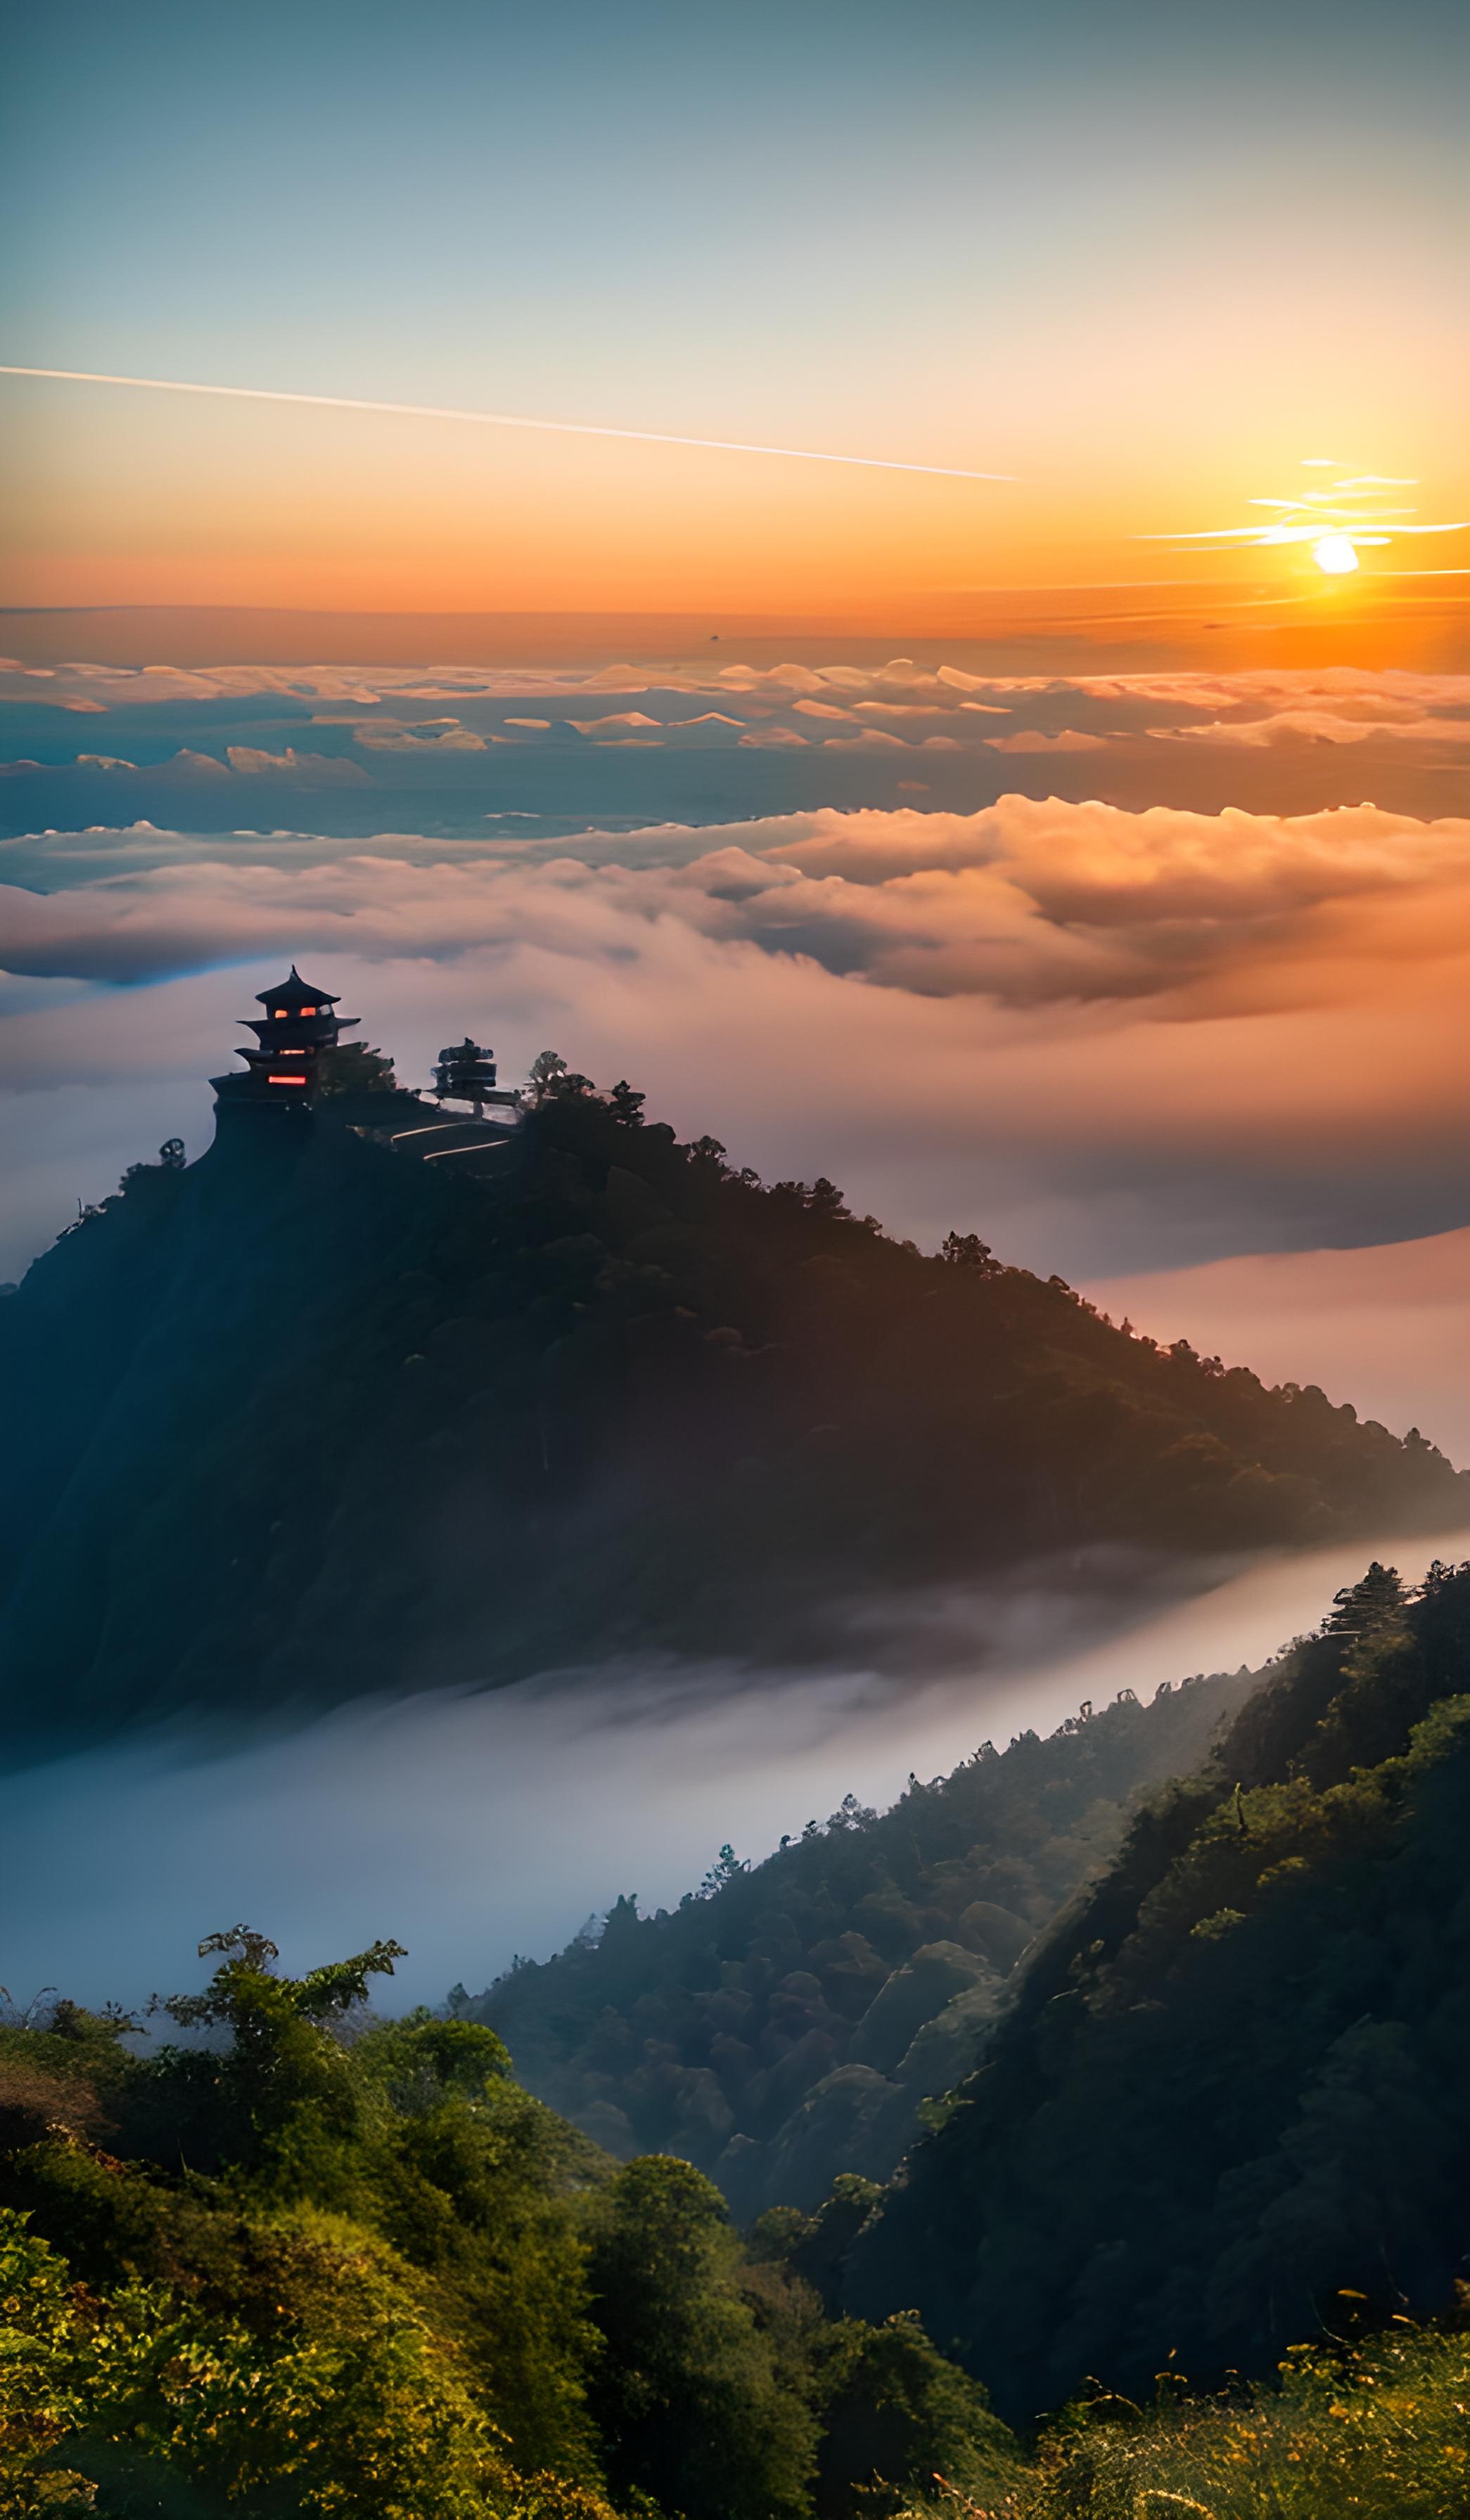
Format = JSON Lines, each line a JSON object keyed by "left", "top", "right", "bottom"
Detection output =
{"left": 4, "top": 662, "right": 1469, "bottom": 1304}
{"left": 6, "top": 795, "right": 1468, "bottom": 1014}
{"left": 2, "top": 793, "right": 1465, "bottom": 1290}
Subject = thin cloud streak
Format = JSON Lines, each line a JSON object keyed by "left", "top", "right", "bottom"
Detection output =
{"left": 0, "top": 366, "right": 1018, "bottom": 484}
{"left": 1140, "top": 461, "right": 1470, "bottom": 562}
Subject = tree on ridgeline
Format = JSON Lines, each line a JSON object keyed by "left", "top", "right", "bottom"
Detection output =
{"left": 1326, "top": 1560, "right": 1408, "bottom": 1635}
{"left": 317, "top": 1039, "right": 397, "bottom": 1095}
{"left": 940, "top": 1230, "right": 998, "bottom": 1273}
{"left": 529, "top": 1049, "right": 569, "bottom": 1100}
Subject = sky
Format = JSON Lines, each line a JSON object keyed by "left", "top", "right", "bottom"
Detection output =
{"left": 3, "top": 0, "right": 1469, "bottom": 629}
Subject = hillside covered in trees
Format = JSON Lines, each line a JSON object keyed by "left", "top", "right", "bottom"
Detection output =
{"left": 468, "top": 1659, "right": 1260, "bottom": 2217}
{"left": 0, "top": 1927, "right": 1019, "bottom": 2520}
{"left": 1, "top": 1067, "right": 1462, "bottom": 1747}
{"left": 6, "top": 1570, "right": 1470, "bottom": 2519}
{"left": 843, "top": 1559, "right": 1470, "bottom": 2422}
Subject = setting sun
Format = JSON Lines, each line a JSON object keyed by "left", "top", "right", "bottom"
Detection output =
{"left": 1313, "top": 532, "right": 1360, "bottom": 574}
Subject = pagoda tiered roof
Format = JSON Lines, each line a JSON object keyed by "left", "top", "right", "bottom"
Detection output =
{"left": 213, "top": 965, "right": 360, "bottom": 1116}
{"left": 255, "top": 967, "right": 342, "bottom": 1009}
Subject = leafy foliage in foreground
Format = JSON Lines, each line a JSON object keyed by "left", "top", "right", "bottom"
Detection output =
{"left": 847, "top": 1563, "right": 1470, "bottom": 2422}
{"left": 0, "top": 1931, "right": 1016, "bottom": 2519}
{"left": 7, "top": 1570, "right": 1470, "bottom": 2514}
{"left": 470, "top": 1665, "right": 1258, "bottom": 2215}
{"left": 2, "top": 1069, "right": 1461, "bottom": 1741}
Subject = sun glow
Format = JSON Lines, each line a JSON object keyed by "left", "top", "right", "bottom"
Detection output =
{"left": 1144, "top": 461, "right": 1469, "bottom": 576}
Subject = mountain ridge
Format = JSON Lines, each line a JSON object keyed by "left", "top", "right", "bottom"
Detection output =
{"left": 1, "top": 1067, "right": 1462, "bottom": 1748}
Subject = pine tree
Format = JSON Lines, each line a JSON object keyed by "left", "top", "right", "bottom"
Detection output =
{"left": 1325, "top": 1561, "right": 1407, "bottom": 1636}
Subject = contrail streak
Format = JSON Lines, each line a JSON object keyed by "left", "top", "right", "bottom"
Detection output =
{"left": 0, "top": 364, "right": 1016, "bottom": 482}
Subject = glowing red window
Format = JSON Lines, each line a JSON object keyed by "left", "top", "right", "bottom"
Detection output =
{"left": 268, "top": 1074, "right": 309, "bottom": 1086}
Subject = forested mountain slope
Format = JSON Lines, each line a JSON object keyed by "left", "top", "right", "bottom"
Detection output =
{"left": 1, "top": 1073, "right": 1461, "bottom": 1746}
{"left": 6, "top": 1917, "right": 1467, "bottom": 2519}
{"left": 7, "top": 1581, "right": 1470, "bottom": 2516}
{"left": 468, "top": 1661, "right": 1260, "bottom": 2216}
{"left": 843, "top": 1560, "right": 1470, "bottom": 2423}
{"left": 0, "top": 1930, "right": 1019, "bottom": 2519}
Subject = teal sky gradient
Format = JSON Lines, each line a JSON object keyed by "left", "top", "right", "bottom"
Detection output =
{"left": 5, "top": 0, "right": 1466, "bottom": 463}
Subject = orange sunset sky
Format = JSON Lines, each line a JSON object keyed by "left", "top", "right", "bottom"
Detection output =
{"left": 3, "top": 1, "right": 1468, "bottom": 655}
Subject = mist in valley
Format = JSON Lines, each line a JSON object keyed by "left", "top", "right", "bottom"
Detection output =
{"left": 8, "top": 1523, "right": 1466, "bottom": 2019}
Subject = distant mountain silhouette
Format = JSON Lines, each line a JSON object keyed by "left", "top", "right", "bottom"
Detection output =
{"left": 1, "top": 1070, "right": 1462, "bottom": 1748}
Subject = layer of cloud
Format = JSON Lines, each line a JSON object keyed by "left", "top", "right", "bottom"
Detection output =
{"left": 4, "top": 660, "right": 1467, "bottom": 761}
{"left": 2, "top": 782, "right": 1467, "bottom": 1311}
{"left": 9, "top": 1525, "right": 1467, "bottom": 2014}
{"left": 6, "top": 795, "right": 1469, "bottom": 1016}
{"left": 5, "top": 663, "right": 1468, "bottom": 838}
{"left": 3, "top": 658, "right": 1466, "bottom": 1356}
{"left": 352, "top": 719, "right": 489, "bottom": 753}
{"left": 225, "top": 745, "right": 369, "bottom": 781}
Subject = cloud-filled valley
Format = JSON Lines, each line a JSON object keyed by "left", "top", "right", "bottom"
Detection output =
{"left": 9, "top": 1524, "right": 1468, "bottom": 2017}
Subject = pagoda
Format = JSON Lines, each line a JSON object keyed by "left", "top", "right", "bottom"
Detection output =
{"left": 212, "top": 968, "right": 359, "bottom": 1119}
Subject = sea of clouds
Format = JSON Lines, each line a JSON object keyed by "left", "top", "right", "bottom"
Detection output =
{"left": 4, "top": 657, "right": 1470, "bottom": 835}
{"left": 2, "top": 660, "right": 1467, "bottom": 1439}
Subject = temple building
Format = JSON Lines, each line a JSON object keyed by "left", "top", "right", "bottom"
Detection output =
{"left": 210, "top": 970, "right": 521, "bottom": 1179}
{"left": 211, "top": 968, "right": 359, "bottom": 1118}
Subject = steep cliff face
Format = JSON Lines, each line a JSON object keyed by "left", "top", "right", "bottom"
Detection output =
{"left": 1, "top": 1084, "right": 1462, "bottom": 1748}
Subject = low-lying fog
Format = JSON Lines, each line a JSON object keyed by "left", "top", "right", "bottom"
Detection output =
{"left": 8, "top": 1525, "right": 1467, "bottom": 2018}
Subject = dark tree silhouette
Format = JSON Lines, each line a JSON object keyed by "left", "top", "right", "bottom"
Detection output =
{"left": 940, "top": 1231, "right": 997, "bottom": 1272}
{"left": 317, "top": 1040, "right": 397, "bottom": 1096}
